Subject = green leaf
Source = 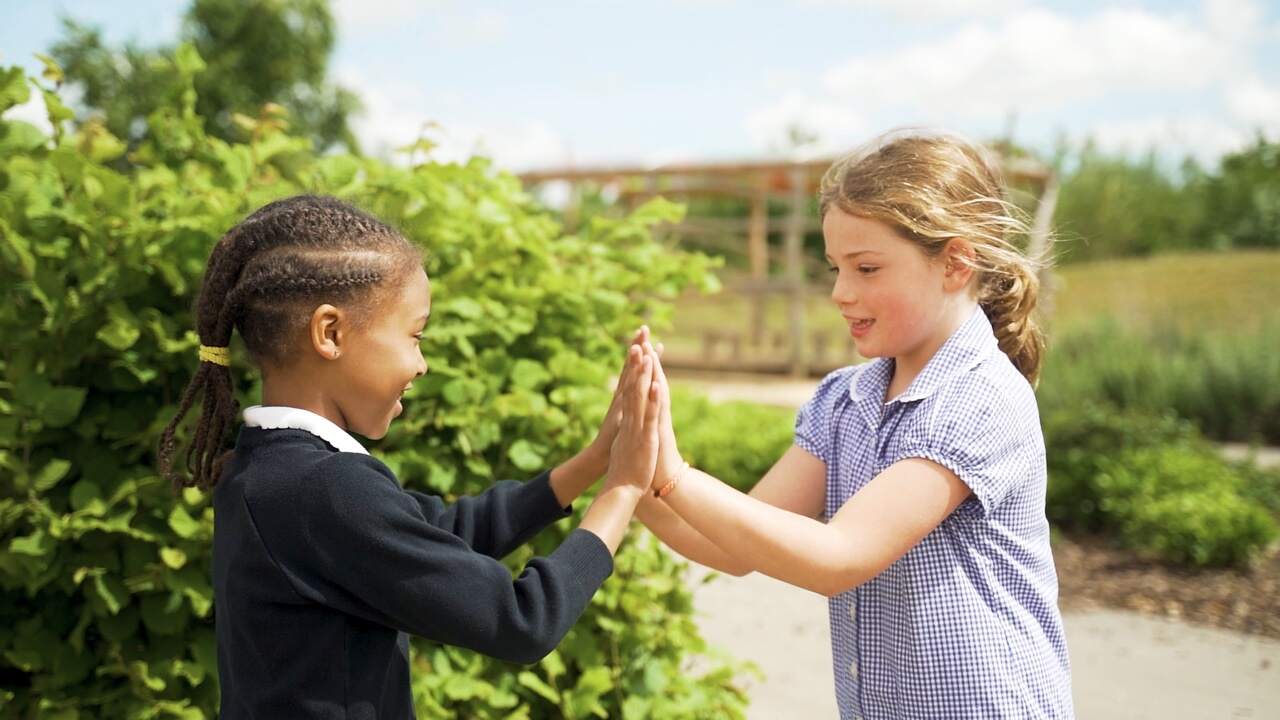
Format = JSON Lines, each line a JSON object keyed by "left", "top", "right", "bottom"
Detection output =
{"left": 0, "top": 119, "right": 47, "bottom": 153}
{"left": 517, "top": 671, "right": 560, "bottom": 703}
{"left": 70, "top": 480, "right": 105, "bottom": 515}
{"left": 41, "top": 89, "right": 73, "bottom": 125}
{"left": 92, "top": 573, "right": 127, "bottom": 615}
{"left": 0, "top": 66, "right": 30, "bottom": 112}
{"left": 160, "top": 547, "right": 187, "bottom": 569}
{"left": 173, "top": 43, "right": 207, "bottom": 77}
{"left": 9, "top": 528, "right": 51, "bottom": 557}
{"left": 33, "top": 53, "right": 64, "bottom": 85}
{"left": 168, "top": 506, "right": 201, "bottom": 539}
{"left": 130, "top": 660, "right": 166, "bottom": 692}
{"left": 32, "top": 458, "right": 71, "bottom": 492}
{"left": 507, "top": 440, "right": 545, "bottom": 472}
{"left": 97, "top": 305, "right": 141, "bottom": 351}
{"left": 40, "top": 386, "right": 87, "bottom": 428}
{"left": 510, "top": 359, "right": 552, "bottom": 390}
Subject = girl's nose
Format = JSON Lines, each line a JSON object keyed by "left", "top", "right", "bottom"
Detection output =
{"left": 830, "top": 274, "right": 856, "bottom": 306}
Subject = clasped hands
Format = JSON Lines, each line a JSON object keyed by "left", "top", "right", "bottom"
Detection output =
{"left": 586, "top": 327, "right": 685, "bottom": 500}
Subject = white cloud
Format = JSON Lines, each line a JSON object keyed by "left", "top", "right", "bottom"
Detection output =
{"left": 449, "top": 8, "right": 510, "bottom": 47}
{"left": 802, "top": 0, "right": 1026, "bottom": 21}
{"left": 333, "top": 0, "right": 508, "bottom": 46}
{"left": 3, "top": 92, "right": 53, "bottom": 135}
{"left": 332, "top": 0, "right": 447, "bottom": 30}
{"left": 1226, "top": 76, "right": 1280, "bottom": 130}
{"left": 342, "top": 68, "right": 568, "bottom": 171}
{"left": 744, "top": 91, "right": 868, "bottom": 157}
{"left": 747, "top": 0, "right": 1279, "bottom": 160}
{"left": 1089, "top": 116, "right": 1256, "bottom": 164}
{"left": 821, "top": 7, "right": 1230, "bottom": 114}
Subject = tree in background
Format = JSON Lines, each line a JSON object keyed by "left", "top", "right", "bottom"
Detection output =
{"left": 50, "top": 0, "right": 361, "bottom": 154}
{"left": 1198, "top": 136, "right": 1280, "bottom": 250}
{"left": 1051, "top": 141, "right": 1206, "bottom": 263}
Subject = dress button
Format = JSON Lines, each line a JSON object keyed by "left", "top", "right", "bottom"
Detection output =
{"left": 848, "top": 599, "right": 857, "bottom": 622}
{"left": 848, "top": 658, "right": 859, "bottom": 681}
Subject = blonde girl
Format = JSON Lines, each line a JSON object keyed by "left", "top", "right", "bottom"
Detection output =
{"left": 639, "top": 132, "right": 1073, "bottom": 719}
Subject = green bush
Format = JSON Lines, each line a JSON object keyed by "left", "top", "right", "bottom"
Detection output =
{"left": 1038, "top": 318, "right": 1280, "bottom": 445}
{"left": 0, "top": 51, "right": 750, "bottom": 718}
{"left": 670, "top": 389, "right": 795, "bottom": 492}
{"left": 1043, "top": 404, "right": 1277, "bottom": 568}
{"left": 1042, "top": 403, "right": 1202, "bottom": 532}
{"left": 1096, "top": 447, "right": 1278, "bottom": 567}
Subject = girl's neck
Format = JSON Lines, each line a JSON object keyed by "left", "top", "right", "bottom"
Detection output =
{"left": 885, "top": 300, "right": 977, "bottom": 401}
{"left": 261, "top": 374, "right": 350, "bottom": 431}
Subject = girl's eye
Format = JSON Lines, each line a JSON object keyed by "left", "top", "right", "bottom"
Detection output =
{"left": 826, "top": 265, "right": 839, "bottom": 275}
{"left": 858, "top": 265, "right": 879, "bottom": 275}
{"left": 413, "top": 333, "right": 423, "bottom": 342}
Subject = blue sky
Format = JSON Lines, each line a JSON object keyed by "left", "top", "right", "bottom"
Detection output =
{"left": 4, "top": 0, "right": 1279, "bottom": 171}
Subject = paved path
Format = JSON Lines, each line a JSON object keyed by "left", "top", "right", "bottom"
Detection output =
{"left": 688, "top": 565, "right": 1280, "bottom": 719}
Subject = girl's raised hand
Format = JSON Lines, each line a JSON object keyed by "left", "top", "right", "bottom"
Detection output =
{"left": 602, "top": 345, "right": 661, "bottom": 494}
{"left": 649, "top": 347, "right": 686, "bottom": 494}
{"left": 587, "top": 326, "right": 649, "bottom": 466}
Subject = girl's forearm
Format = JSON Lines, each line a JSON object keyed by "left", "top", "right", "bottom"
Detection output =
{"left": 578, "top": 485, "right": 643, "bottom": 555}
{"left": 663, "top": 468, "right": 855, "bottom": 596}
{"left": 635, "top": 496, "right": 752, "bottom": 576}
{"left": 548, "top": 443, "right": 609, "bottom": 508}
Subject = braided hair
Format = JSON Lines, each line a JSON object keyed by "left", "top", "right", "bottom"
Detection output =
{"left": 157, "top": 195, "right": 422, "bottom": 490}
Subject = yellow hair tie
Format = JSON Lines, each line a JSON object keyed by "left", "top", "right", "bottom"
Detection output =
{"left": 198, "top": 345, "right": 231, "bottom": 366}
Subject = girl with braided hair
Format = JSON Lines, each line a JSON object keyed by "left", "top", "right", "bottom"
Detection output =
{"left": 636, "top": 131, "right": 1074, "bottom": 719}
{"left": 157, "top": 195, "right": 663, "bottom": 718}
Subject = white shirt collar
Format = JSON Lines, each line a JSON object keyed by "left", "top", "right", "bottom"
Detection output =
{"left": 242, "top": 405, "right": 369, "bottom": 455}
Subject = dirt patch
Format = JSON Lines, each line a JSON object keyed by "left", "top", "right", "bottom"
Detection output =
{"left": 1053, "top": 533, "right": 1280, "bottom": 639}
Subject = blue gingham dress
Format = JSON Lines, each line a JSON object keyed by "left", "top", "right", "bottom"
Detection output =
{"left": 795, "top": 307, "right": 1073, "bottom": 719}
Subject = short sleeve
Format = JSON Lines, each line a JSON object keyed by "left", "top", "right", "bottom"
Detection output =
{"left": 794, "top": 366, "right": 856, "bottom": 464}
{"left": 888, "top": 375, "right": 1032, "bottom": 519}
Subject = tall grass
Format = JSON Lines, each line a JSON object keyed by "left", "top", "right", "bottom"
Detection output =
{"left": 1038, "top": 319, "right": 1280, "bottom": 444}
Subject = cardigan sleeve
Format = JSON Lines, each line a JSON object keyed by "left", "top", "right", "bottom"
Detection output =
{"left": 403, "top": 470, "right": 571, "bottom": 559}
{"left": 251, "top": 453, "right": 613, "bottom": 665}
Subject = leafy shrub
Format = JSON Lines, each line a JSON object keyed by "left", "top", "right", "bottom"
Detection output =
{"left": 1038, "top": 318, "right": 1280, "bottom": 445}
{"left": 670, "top": 389, "right": 795, "bottom": 492}
{"left": 1096, "top": 447, "right": 1278, "bottom": 567}
{"left": 1042, "top": 403, "right": 1202, "bottom": 532}
{"left": 0, "top": 51, "right": 750, "bottom": 718}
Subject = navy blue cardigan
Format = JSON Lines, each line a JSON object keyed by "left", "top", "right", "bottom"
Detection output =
{"left": 212, "top": 426, "right": 613, "bottom": 719}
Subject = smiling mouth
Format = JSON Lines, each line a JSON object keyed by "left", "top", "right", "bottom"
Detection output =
{"left": 846, "top": 317, "right": 875, "bottom": 336}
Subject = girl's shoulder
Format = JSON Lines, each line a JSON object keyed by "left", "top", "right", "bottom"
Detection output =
{"left": 923, "top": 354, "right": 1041, "bottom": 442}
{"left": 230, "top": 428, "right": 400, "bottom": 504}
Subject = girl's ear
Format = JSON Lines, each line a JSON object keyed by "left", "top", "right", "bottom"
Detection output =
{"left": 941, "top": 238, "right": 977, "bottom": 292}
{"left": 309, "top": 303, "right": 346, "bottom": 361}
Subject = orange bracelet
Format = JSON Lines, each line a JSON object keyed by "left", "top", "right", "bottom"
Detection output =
{"left": 654, "top": 461, "right": 689, "bottom": 499}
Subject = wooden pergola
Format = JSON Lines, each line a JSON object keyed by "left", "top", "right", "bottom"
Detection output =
{"left": 520, "top": 153, "right": 1057, "bottom": 377}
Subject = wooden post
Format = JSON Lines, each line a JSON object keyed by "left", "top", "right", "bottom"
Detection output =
{"left": 748, "top": 178, "right": 769, "bottom": 346}
{"left": 785, "top": 165, "right": 808, "bottom": 377}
